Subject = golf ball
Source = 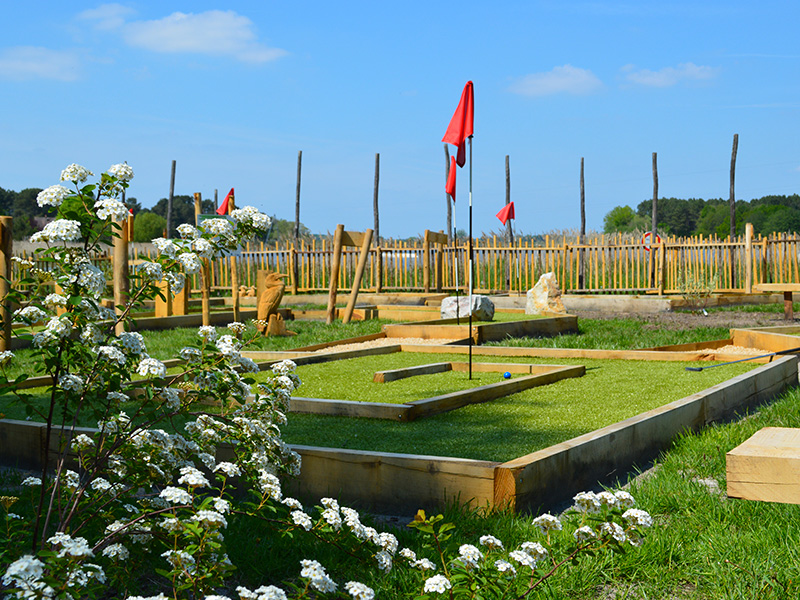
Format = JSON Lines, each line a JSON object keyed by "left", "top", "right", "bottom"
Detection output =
{"left": 503, "top": 372, "right": 511, "bottom": 379}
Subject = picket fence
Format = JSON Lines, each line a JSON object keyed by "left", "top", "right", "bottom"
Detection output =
{"left": 12, "top": 227, "right": 800, "bottom": 295}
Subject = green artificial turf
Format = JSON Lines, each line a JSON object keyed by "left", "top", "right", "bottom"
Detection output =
{"left": 266, "top": 352, "right": 755, "bottom": 462}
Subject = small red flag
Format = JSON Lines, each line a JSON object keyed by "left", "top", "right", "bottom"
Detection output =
{"left": 217, "top": 188, "right": 234, "bottom": 215}
{"left": 496, "top": 202, "right": 515, "bottom": 225}
{"left": 445, "top": 156, "right": 456, "bottom": 201}
{"left": 442, "top": 81, "right": 474, "bottom": 162}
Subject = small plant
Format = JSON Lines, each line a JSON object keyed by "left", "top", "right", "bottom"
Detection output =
{"left": 677, "top": 267, "right": 719, "bottom": 314}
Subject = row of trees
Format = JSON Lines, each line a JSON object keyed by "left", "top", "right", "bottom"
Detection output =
{"left": 603, "top": 195, "right": 800, "bottom": 238}
{"left": 0, "top": 187, "right": 309, "bottom": 242}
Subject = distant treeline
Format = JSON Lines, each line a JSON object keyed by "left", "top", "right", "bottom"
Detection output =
{"left": 0, "top": 187, "right": 310, "bottom": 243}
{"left": 603, "top": 195, "right": 800, "bottom": 237}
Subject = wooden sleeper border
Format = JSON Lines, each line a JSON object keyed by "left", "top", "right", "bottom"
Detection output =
{"left": 289, "top": 362, "right": 583, "bottom": 422}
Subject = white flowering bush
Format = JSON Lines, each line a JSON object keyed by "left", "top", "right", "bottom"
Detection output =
{"left": 0, "top": 164, "right": 653, "bottom": 600}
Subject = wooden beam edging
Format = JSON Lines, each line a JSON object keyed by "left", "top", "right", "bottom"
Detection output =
{"left": 289, "top": 331, "right": 387, "bottom": 352}
{"left": 493, "top": 356, "right": 798, "bottom": 513}
{"left": 289, "top": 398, "right": 412, "bottom": 421}
{"left": 730, "top": 328, "right": 800, "bottom": 353}
{"left": 284, "top": 445, "right": 498, "bottom": 513}
{"left": 132, "top": 310, "right": 258, "bottom": 331}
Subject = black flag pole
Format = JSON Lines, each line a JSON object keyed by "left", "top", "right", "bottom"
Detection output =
{"left": 468, "top": 135, "right": 474, "bottom": 380}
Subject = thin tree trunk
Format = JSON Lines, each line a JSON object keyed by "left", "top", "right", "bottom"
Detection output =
{"left": 651, "top": 152, "right": 658, "bottom": 288}
{"left": 579, "top": 157, "right": 586, "bottom": 289}
{"left": 166, "top": 160, "right": 176, "bottom": 237}
{"left": 373, "top": 153, "right": 380, "bottom": 245}
{"left": 295, "top": 150, "right": 302, "bottom": 241}
{"left": 730, "top": 133, "right": 739, "bottom": 288}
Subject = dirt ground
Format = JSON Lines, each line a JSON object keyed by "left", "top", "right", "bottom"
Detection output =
{"left": 570, "top": 308, "right": 796, "bottom": 331}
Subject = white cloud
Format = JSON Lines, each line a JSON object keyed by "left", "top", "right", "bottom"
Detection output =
{"left": 622, "top": 62, "right": 718, "bottom": 87}
{"left": 77, "top": 3, "right": 136, "bottom": 31}
{"left": 122, "top": 10, "right": 286, "bottom": 63}
{"left": 508, "top": 65, "right": 603, "bottom": 97}
{"left": 0, "top": 46, "right": 81, "bottom": 81}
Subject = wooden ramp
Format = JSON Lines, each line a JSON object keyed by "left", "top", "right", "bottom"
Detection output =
{"left": 727, "top": 427, "right": 800, "bottom": 505}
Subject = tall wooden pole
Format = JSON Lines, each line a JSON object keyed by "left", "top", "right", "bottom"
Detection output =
{"left": 294, "top": 151, "right": 302, "bottom": 295}
{"left": 326, "top": 224, "right": 345, "bottom": 324}
{"left": 373, "top": 153, "right": 380, "bottom": 244}
{"left": 579, "top": 157, "right": 586, "bottom": 289}
{"left": 730, "top": 133, "right": 739, "bottom": 288}
{"left": 228, "top": 193, "right": 239, "bottom": 322}
{"left": 651, "top": 152, "right": 658, "bottom": 289}
{"left": 0, "top": 217, "right": 12, "bottom": 351}
{"left": 166, "top": 160, "right": 176, "bottom": 237}
{"left": 444, "top": 144, "right": 452, "bottom": 244}
{"left": 113, "top": 216, "right": 129, "bottom": 335}
{"left": 214, "top": 189, "right": 218, "bottom": 213}
{"left": 193, "top": 193, "right": 202, "bottom": 226}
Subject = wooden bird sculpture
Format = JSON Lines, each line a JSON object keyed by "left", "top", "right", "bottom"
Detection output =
{"left": 257, "top": 272, "right": 288, "bottom": 334}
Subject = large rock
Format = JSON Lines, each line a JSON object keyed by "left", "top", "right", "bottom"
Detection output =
{"left": 526, "top": 272, "right": 566, "bottom": 315}
{"left": 441, "top": 295, "right": 495, "bottom": 321}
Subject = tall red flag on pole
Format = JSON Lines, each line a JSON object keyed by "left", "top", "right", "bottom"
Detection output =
{"left": 217, "top": 188, "right": 234, "bottom": 215}
{"left": 496, "top": 201, "right": 515, "bottom": 225}
{"left": 445, "top": 156, "right": 457, "bottom": 202}
{"left": 442, "top": 81, "right": 474, "bottom": 168}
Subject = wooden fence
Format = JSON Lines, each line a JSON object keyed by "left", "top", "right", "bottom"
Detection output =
{"left": 12, "top": 227, "right": 800, "bottom": 296}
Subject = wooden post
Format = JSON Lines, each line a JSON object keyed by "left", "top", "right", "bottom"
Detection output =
{"left": 436, "top": 230, "right": 444, "bottom": 292}
{"left": 342, "top": 229, "right": 374, "bottom": 324}
{"left": 154, "top": 281, "right": 172, "bottom": 317}
{"left": 730, "top": 133, "right": 739, "bottom": 288}
{"left": 113, "top": 216, "right": 129, "bottom": 335}
{"left": 326, "top": 224, "right": 345, "bottom": 324}
{"left": 423, "top": 230, "right": 431, "bottom": 293}
{"left": 201, "top": 258, "right": 211, "bottom": 326}
{"left": 0, "top": 217, "right": 12, "bottom": 351}
{"left": 658, "top": 241, "right": 666, "bottom": 295}
{"left": 650, "top": 152, "right": 658, "bottom": 288}
{"left": 294, "top": 150, "right": 302, "bottom": 293}
{"left": 227, "top": 193, "right": 240, "bottom": 322}
{"left": 373, "top": 153, "right": 380, "bottom": 245}
{"left": 375, "top": 244, "right": 383, "bottom": 293}
{"left": 579, "top": 157, "right": 586, "bottom": 290}
{"left": 745, "top": 222, "right": 754, "bottom": 294}
{"left": 290, "top": 245, "right": 299, "bottom": 295}
{"left": 214, "top": 188, "right": 218, "bottom": 213}
{"left": 194, "top": 192, "right": 202, "bottom": 226}
{"left": 166, "top": 159, "right": 176, "bottom": 237}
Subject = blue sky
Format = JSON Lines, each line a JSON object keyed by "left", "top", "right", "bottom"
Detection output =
{"left": 1, "top": 1, "right": 798, "bottom": 238}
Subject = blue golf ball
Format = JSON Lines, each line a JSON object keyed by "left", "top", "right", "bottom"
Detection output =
{"left": 503, "top": 371, "right": 511, "bottom": 379}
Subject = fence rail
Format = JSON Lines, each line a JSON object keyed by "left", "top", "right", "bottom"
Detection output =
{"left": 11, "top": 228, "right": 800, "bottom": 296}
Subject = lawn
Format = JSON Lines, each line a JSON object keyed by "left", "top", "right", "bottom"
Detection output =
{"left": 264, "top": 352, "right": 754, "bottom": 462}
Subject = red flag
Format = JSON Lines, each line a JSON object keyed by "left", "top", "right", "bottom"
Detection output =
{"left": 496, "top": 202, "right": 515, "bottom": 225}
{"left": 442, "top": 81, "right": 474, "bottom": 163}
{"left": 217, "top": 188, "right": 234, "bottom": 215}
{"left": 445, "top": 156, "right": 456, "bottom": 201}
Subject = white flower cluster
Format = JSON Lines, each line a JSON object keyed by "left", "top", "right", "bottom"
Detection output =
{"left": 299, "top": 559, "right": 337, "bottom": 594}
{"left": 30, "top": 219, "right": 82, "bottom": 243}
{"left": 13, "top": 305, "right": 47, "bottom": 323}
{"left": 572, "top": 490, "right": 635, "bottom": 514}
{"left": 177, "top": 252, "right": 202, "bottom": 274}
{"left": 230, "top": 206, "right": 271, "bottom": 231}
{"left": 201, "top": 218, "right": 234, "bottom": 238}
{"left": 94, "top": 198, "right": 130, "bottom": 221}
{"left": 61, "top": 163, "right": 94, "bottom": 183}
{"left": 117, "top": 331, "right": 146, "bottom": 355}
{"left": 75, "top": 263, "right": 107, "bottom": 298}
{"left": 135, "top": 261, "right": 163, "bottom": 282}
{"left": 532, "top": 512, "right": 562, "bottom": 535}
{"left": 236, "top": 584, "right": 288, "bottom": 600}
{"left": 98, "top": 345, "right": 126, "bottom": 365}
{"left": 137, "top": 357, "right": 167, "bottom": 378}
{"left": 37, "top": 184, "right": 71, "bottom": 208}
{"left": 152, "top": 237, "right": 178, "bottom": 258}
{"left": 107, "top": 163, "right": 134, "bottom": 181}
{"left": 176, "top": 224, "right": 199, "bottom": 240}
{"left": 0, "top": 350, "right": 13, "bottom": 366}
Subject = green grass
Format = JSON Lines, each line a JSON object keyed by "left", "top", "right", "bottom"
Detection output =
{"left": 486, "top": 317, "right": 731, "bottom": 350}
{"left": 271, "top": 353, "right": 754, "bottom": 462}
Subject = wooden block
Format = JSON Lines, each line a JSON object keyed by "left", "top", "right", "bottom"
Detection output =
{"left": 374, "top": 362, "right": 452, "bottom": 383}
{"left": 727, "top": 427, "right": 800, "bottom": 504}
